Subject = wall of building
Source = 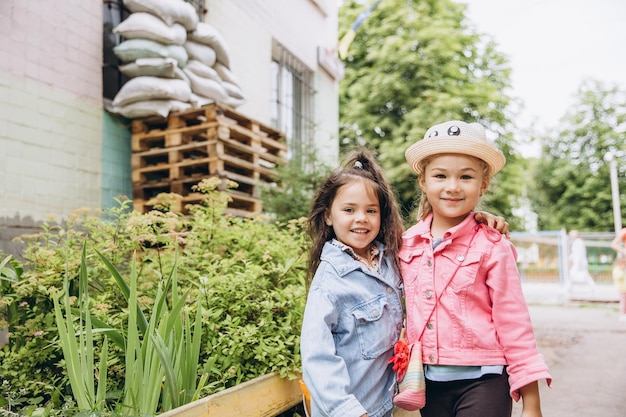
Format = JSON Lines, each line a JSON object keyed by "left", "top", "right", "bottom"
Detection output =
{"left": 0, "top": 0, "right": 341, "bottom": 255}
{"left": 102, "top": 112, "right": 132, "bottom": 209}
{"left": 0, "top": 1, "right": 104, "bottom": 254}
{"left": 204, "top": 0, "right": 340, "bottom": 165}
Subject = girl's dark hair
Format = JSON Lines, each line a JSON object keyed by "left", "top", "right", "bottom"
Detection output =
{"left": 306, "top": 149, "right": 404, "bottom": 284}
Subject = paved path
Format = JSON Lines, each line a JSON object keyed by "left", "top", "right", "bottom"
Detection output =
{"left": 513, "top": 283, "right": 626, "bottom": 417}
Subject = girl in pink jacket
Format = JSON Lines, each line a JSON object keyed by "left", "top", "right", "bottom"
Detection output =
{"left": 400, "top": 120, "right": 551, "bottom": 417}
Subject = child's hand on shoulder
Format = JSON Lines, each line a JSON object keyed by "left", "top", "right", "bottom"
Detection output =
{"left": 474, "top": 211, "right": 510, "bottom": 238}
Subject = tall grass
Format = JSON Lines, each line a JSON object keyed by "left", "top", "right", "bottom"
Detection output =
{"left": 53, "top": 244, "right": 108, "bottom": 412}
{"left": 53, "top": 244, "right": 207, "bottom": 416}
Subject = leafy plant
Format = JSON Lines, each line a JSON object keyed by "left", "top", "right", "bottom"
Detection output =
{"left": 0, "top": 180, "right": 309, "bottom": 415}
{"left": 52, "top": 244, "right": 108, "bottom": 412}
{"left": 0, "top": 255, "right": 22, "bottom": 345}
{"left": 260, "top": 152, "right": 331, "bottom": 224}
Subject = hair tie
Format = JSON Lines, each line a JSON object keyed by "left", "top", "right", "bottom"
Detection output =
{"left": 354, "top": 161, "right": 363, "bottom": 169}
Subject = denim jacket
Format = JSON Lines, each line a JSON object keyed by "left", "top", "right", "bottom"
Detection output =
{"left": 400, "top": 213, "right": 552, "bottom": 400}
{"left": 301, "top": 241, "right": 404, "bottom": 417}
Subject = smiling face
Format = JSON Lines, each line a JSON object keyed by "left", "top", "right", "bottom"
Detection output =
{"left": 324, "top": 178, "right": 381, "bottom": 259}
{"left": 419, "top": 154, "right": 489, "bottom": 235}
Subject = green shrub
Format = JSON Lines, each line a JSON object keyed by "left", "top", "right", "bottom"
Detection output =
{"left": 0, "top": 179, "right": 308, "bottom": 415}
{"left": 260, "top": 154, "right": 330, "bottom": 224}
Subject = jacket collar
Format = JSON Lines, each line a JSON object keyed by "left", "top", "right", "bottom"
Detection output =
{"left": 320, "top": 240, "right": 387, "bottom": 278}
{"left": 404, "top": 212, "right": 478, "bottom": 241}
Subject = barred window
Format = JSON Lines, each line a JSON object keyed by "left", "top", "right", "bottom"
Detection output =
{"left": 270, "top": 42, "right": 316, "bottom": 165}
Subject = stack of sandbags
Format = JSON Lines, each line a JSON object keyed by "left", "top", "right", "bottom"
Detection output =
{"left": 108, "top": 0, "right": 246, "bottom": 119}
{"left": 183, "top": 22, "right": 246, "bottom": 108}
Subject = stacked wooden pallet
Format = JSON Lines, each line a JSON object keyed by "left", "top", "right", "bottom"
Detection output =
{"left": 131, "top": 104, "right": 287, "bottom": 216}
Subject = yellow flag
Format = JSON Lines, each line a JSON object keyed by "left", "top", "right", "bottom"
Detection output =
{"left": 338, "top": 0, "right": 382, "bottom": 60}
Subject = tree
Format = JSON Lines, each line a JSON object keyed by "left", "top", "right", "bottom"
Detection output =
{"left": 530, "top": 80, "right": 626, "bottom": 231}
{"left": 338, "top": 0, "right": 524, "bottom": 228}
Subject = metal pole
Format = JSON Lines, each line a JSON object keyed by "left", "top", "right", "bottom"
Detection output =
{"left": 605, "top": 152, "right": 622, "bottom": 234}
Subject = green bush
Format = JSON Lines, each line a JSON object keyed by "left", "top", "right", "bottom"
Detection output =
{"left": 0, "top": 178, "right": 308, "bottom": 416}
{"left": 260, "top": 154, "right": 330, "bottom": 224}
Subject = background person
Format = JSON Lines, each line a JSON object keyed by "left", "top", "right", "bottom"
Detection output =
{"left": 567, "top": 230, "right": 597, "bottom": 292}
{"left": 610, "top": 227, "right": 626, "bottom": 321}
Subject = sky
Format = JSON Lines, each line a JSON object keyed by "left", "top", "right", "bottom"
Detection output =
{"left": 460, "top": 0, "right": 626, "bottom": 156}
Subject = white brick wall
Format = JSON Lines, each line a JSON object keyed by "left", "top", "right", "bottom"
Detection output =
{"left": 0, "top": 1, "right": 103, "bottom": 222}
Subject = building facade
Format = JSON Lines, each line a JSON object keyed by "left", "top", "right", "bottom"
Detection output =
{"left": 0, "top": 0, "right": 341, "bottom": 254}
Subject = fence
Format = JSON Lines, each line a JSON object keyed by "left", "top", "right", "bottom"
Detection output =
{"left": 511, "top": 230, "right": 617, "bottom": 285}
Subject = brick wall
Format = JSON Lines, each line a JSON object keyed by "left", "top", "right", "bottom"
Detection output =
{"left": 0, "top": 1, "right": 104, "bottom": 254}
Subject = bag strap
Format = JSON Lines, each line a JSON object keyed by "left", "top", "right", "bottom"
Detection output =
{"left": 415, "top": 226, "right": 480, "bottom": 341}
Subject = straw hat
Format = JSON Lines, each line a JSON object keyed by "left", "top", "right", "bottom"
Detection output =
{"left": 405, "top": 120, "right": 505, "bottom": 175}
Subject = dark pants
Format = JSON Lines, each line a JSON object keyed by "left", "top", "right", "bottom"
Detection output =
{"left": 419, "top": 371, "right": 512, "bottom": 417}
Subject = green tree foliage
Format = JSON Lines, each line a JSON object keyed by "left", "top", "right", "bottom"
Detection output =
{"left": 260, "top": 155, "right": 331, "bottom": 224}
{"left": 338, "top": 0, "right": 524, "bottom": 228}
{"left": 530, "top": 80, "right": 626, "bottom": 231}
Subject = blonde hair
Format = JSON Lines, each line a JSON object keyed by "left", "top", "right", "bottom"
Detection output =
{"left": 414, "top": 155, "right": 491, "bottom": 221}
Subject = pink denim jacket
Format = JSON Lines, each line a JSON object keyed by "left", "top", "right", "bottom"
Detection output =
{"left": 400, "top": 213, "right": 551, "bottom": 401}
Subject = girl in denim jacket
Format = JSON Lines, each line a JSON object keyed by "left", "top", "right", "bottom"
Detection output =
{"left": 300, "top": 149, "right": 405, "bottom": 417}
{"left": 401, "top": 120, "right": 552, "bottom": 417}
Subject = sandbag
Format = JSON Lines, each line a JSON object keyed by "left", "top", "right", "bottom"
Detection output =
{"left": 113, "top": 99, "right": 193, "bottom": 118}
{"left": 188, "top": 22, "right": 231, "bottom": 68}
{"left": 184, "top": 41, "right": 217, "bottom": 68}
{"left": 114, "top": 39, "right": 188, "bottom": 68}
{"left": 119, "top": 57, "right": 178, "bottom": 79}
{"left": 113, "top": 12, "right": 187, "bottom": 45}
{"left": 190, "top": 93, "right": 215, "bottom": 108}
{"left": 214, "top": 62, "right": 241, "bottom": 86}
{"left": 222, "top": 81, "right": 245, "bottom": 100}
{"left": 184, "top": 59, "right": 221, "bottom": 82}
{"left": 183, "top": 69, "right": 229, "bottom": 103}
{"left": 123, "top": 0, "right": 198, "bottom": 31}
{"left": 112, "top": 76, "right": 192, "bottom": 107}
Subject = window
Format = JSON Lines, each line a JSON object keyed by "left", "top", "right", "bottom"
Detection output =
{"left": 270, "top": 42, "right": 316, "bottom": 165}
{"left": 103, "top": 0, "right": 130, "bottom": 100}
{"left": 185, "top": 0, "right": 206, "bottom": 19}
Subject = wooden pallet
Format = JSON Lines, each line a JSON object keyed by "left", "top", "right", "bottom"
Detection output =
{"left": 131, "top": 103, "right": 286, "bottom": 217}
{"left": 133, "top": 171, "right": 262, "bottom": 199}
{"left": 131, "top": 123, "right": 220, "bottom": 152}
{"left": 132, "top": 143, "right": 279, "bottom": 184}
{"left": 131, "top": 105, "right": 223, "bottom": 134}
{"left": 133, "top": 189, "right": 262, "bottom": 217}
{"left": 131, "top": 103, "right": 284, "bottom": 142}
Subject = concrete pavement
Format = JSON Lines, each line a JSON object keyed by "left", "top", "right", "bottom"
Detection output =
{"left": 522, "top": 281, "right": 620, "bottom": 306}
{"left": 515, "top": 288, "right": 626, "bottom": 417}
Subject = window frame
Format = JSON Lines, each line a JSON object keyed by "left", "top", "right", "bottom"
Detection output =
{"left": 270, "top": 41, "right": 316, "bottom": 166}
